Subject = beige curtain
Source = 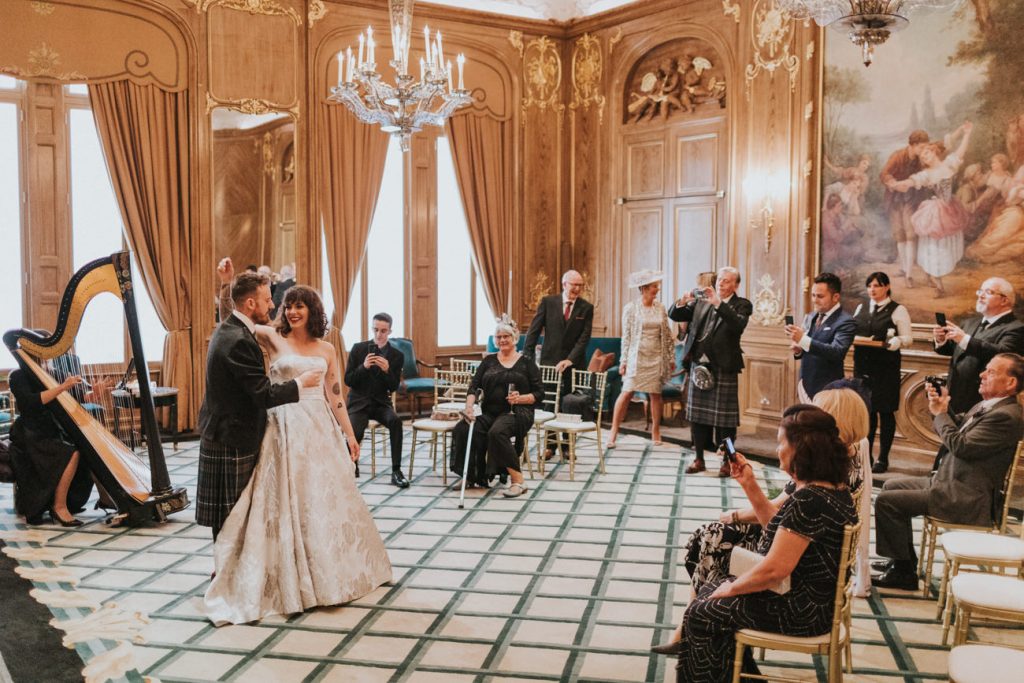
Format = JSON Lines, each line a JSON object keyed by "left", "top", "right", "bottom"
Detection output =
{"left": 317, "top": 104, "right": 390, "bottom": 377}
{"left": 445, "top": 112, "right": 513, "bottom": 316}
{"left": 88, "top": 81, "right": 193, "bottom": 431}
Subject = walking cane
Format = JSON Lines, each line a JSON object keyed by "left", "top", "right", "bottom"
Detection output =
{"left": 458, "top": 392, "right": 483, "bottom": 509}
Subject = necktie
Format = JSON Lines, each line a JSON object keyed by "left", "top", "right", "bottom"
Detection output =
{"left": 563, "top": 301, "right": 572, "bottom": 321}
{"left": 813, "top": 313, "right": 825, "bottom": 331}
{"left": 977, "top": 319, "right": 990, "bottom": 334}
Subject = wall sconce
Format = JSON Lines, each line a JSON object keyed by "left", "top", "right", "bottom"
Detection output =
{"left": 742, "top": 172, "right": 790, "bottom": 254}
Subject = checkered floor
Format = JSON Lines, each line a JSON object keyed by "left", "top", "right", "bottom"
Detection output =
{"left": 1, "top": 431, "right": 1021, "bottom": 682}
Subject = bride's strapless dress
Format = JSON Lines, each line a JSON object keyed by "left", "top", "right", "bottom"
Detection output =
{"left": 202, "top": 354, "right": 393, "bottom": 625}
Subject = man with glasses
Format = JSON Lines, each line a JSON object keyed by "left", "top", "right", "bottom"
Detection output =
{"left": 935, "top": 277, "right": 1024, "bottom": 415}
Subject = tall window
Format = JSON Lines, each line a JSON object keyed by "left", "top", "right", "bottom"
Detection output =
{"left": 0, "top": 77, "right": 22, "bottom": 362}
{"left": 341, "top": 137, "right": 405, "bottom": 343}
{"left": 67, "top": 90, "right": 166, "bottom": 364}
{"left": 437, "top": 138, "right": 494, "bottom": 347}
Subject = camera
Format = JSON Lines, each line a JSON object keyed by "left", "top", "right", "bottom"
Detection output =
{"left": 691, "top": 287, "right": 706, "bottom": 299}
{"left": 925, "top": 375, "right": 947, "bottom": 392}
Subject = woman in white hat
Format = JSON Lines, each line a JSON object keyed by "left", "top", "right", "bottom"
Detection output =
{"left": 607, "top": 269, "right": 675, "bottom": 446}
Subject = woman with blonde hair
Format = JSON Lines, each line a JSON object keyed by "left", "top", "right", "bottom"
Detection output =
{"left": 607, "top": 269, "right": 674, "bottom": 446}
{"left": 813, "top": 382, "right": 872, "bottom": 596}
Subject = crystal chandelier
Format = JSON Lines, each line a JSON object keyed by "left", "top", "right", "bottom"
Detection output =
{"left": 328, "top": 0, "right": 471, "bottom": 151}
{"left": 777, "top": 1, "right": 964, "bottom": 66}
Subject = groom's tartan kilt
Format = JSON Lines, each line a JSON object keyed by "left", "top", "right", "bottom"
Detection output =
{"left": 195, "top": 440, "right": 258, "bottom": 529}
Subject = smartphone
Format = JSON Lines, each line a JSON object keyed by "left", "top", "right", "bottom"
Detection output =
{"left": 722, "top": 437, "right": 737, "bottom": 464}
{"left": 935, "top": 312, "right": 947, "bottom": 327}
{"left": 784, "top": 314, "right": 794, "bottom": 327}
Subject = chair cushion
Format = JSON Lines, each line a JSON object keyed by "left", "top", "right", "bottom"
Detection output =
{"left": 948, "top": 644, "right": 1024, "bottom": 683}
{"left": 411, "top": 418, "right": 458, "bottom": 432}
{"left": 544, "top": 420, "right": 597, "bottom": 432}
{"left": 403, "top": 378, "right": 436, "bottom": 393}
{"left": 533, "top": 410, "right": 554, "bottom": 424}
{"left": 587, "top": 349, "right": 616, "bottom": 373}
{"left": 941, "top": 531, "right": 1024, "bottom": 562}
{"left": 736, "top": 623, "right": 845, "bottom": 648}
{"left": 950, "top": 573, "right": 1024, "bottom": 611}
{"left": 435, "top": 401, "right": 464, "bottom": 412}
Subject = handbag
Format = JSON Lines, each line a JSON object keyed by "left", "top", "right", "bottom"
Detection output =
{"left": 690, "top": 363, "right": 715, "bottom": 391}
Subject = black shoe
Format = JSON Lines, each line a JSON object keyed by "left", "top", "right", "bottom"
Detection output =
{"left": 391, "top": 470, "right": 410, "bottom": 488}
{"left": 873, "top": 566, "right": 918, "bottom": 591}
{"left": 651, "top": 640, "right": 683, "bottom": 655}
{"left": 26, "top": 513, "right": 46, "bottom": 526}
{"left": 49, "top": 508, "right": 83, "bottom": 528}
{"left": 354, "top": 462, "right": 360, "bottom": 478}
{"left": 871, "top": 560, "right": 894, "bottom": 573}
{"left": 872, "top": 461, "right": 888, "bottom": 474}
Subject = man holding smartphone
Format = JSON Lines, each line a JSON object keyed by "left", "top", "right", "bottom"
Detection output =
{"left": 345, "top": 313, "right": 408, "bottom": 488}
{"left": 669, "top": 267, "right": 752, "bottom": 475}
{"left": 786, "top": 272, "right": 856, "bottom": 402}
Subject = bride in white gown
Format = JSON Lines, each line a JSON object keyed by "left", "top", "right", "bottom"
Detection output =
{"left": 203, "top": 284, "right": 392, "bottom": 626}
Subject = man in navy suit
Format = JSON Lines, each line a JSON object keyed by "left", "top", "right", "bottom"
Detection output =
{"left": 786, "top": 272, "right": 856, "bottom": 401}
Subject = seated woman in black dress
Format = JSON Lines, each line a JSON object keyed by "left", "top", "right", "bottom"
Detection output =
{"left": 8, "top": 369, "right": 95, "bottom": 526}
{"left": 450, "top": 315, "right": 543, "bottom": 498}
{"left": 676, "top": 407, "right": 857, "bottom": 681}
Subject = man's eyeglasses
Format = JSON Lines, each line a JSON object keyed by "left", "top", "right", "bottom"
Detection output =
{"left": 976, "top": 289, "right": 1008, "bottom": 298}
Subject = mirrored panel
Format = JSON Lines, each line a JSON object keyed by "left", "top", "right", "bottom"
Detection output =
{"left": 211, "top": 107, "right": 296, "bottom": 282}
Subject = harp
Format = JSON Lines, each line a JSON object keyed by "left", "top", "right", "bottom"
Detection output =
{"left": 3, "top": 252, "right": 189, "bottom": 526}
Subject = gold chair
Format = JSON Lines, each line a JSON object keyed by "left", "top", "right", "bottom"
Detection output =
{"left": 408, "top": 369, "right": 471, "bottom": 485}
{"left": 731, "top": 521, "right": 861, "bottom": 683}
{"left": 935, "top": 441, "right": 1024, "bottom": 643}
{"left": 948, "top": 644, "right": 1024, "bottom": 683}
{"left": 919, "top": 440, "right": 1024, "bottom": 598}
{"left": 365, "top": 392, "right": 399, "bottom": 477}
{"left": 541, "top": 370, "right": 608, "bottom": 481}
{"left": 518, "top": 365, "right": 562, "bottom": 478}
{"left": 450, "top": 358, "right": 481, "bottom": 375}
{"left": 948, "top": 573, "right": 1024, "bottom": 647}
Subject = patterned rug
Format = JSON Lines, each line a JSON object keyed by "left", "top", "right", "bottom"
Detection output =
{"left": 0, "top": 432, "right": 1020, "bottom": 682}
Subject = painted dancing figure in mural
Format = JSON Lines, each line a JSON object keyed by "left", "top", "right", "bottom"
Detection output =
{"left": 824, "top": 154, "right": 871, "bottom": 217}
{"left": 887, "top": 122, "right": 974, "bottom": 298}
{"left": 880, "top": 130, "right": 931, "bottom": 289}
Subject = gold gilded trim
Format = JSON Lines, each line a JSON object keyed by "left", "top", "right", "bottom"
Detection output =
{"left": 608, "top": 27, "right": 623, "bottom": 56}
{"left": 744, "top": 0, "right": 799, "bottom": 99}
{"left": 206, "top": 93, "right": 301, "bottom": 120}
{"left": 308, "top": 0, "right": 326, "bottom": 26}
{"left": 522, "top": 36, "right": 564, "bottom": 118}
{"left": 185, "top": 0, "right": 302, "bottom": 25}
{"left": 31, "top": 2, "right": 56, "bottom": 15}
{"left": 722, "top": 0, "right": 740, "bottom": 22}
{"left": 1, "top": 42, "right": 85, "bottom": 81}
{"left": 526, "top": 272, "right": 553, "bottom": 312}
{"left": 751, "top": 273, "right": 786, "bottom": 327}
{"left": 570, "top": 33, "right": 605, "bottom": 124}
{"left": 508, "top": 30, "right": 524, "bottom": 57}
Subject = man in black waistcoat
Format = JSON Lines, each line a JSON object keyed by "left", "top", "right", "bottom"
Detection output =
{"left": 196, "top": 272, "right": 321, "bottom": 541}
{"left": 669, "top": 266, "right": 753, "bottom": 476}
{"left": 345, "top": 313, "right": 408, "bottom": 488}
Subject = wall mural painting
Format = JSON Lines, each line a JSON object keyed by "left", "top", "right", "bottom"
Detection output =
{"left": 821, "top": 2, "right": 1024, "bottom": 322}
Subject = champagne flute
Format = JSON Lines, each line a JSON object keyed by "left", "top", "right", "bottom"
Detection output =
{"left": 507, "top": 382, "right": 517, "bottom": 414}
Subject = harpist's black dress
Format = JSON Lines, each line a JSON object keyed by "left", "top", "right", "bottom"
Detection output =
{"left": 8, "top": 370, "right": 93, "bottom": 521}
{"left": 677, "top": 485, "right": 856, "bottom": 682}
{"left": 449, "top": 354, "right": 543, "bottom": 486}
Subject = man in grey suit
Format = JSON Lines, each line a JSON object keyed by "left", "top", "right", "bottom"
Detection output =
{"left": 872, "top": 352, "right": 1024, "bottom": 590}
{"left": 524, "top": 270, "right": 594, "bottom": 458}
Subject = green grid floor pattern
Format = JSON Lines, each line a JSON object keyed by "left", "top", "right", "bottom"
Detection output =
{"left": 2, "top": 432, "right": 1022, "bottom": 682}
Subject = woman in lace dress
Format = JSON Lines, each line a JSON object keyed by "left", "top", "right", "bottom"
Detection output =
{"left": 607, "top": 269, "right": 674, "bottom": 446}
{"left": 203, "top": 285, "right": 392, "bottom": 626}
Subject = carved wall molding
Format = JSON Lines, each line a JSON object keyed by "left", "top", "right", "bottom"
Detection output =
{"left": 1, "top": 42, "right": 85, "bottom": 81}
{"left": 31, "top": 2, "right": 56, "bottom": 15}
{"left": 570, "top": 33, "right": 605, "bottom": 123}
{"left": 721, "top": 0, "right": 740, "bottom": 23}
{"left": 608, "top": 27, "right": 622, "bottom": 55}
{"left": 206, "top": 93, "right": 301, "bottom": 120}
{"left": 508, "top": 30, "right": 524, "bottom": 56}
{"left": 751, "top": 273, "right": 786, "bottom": 326}
{"left": 521, "top": 35, "right": 564, "bottom": 118}
{"left": 744, "top": 0, "right": 799, "bottom": 99}
{"left": 623, "top": 40, "right": 726, "bottom": 125}
{"left": 526, "top": 271, "right": 553, "bottom": 311}
{"left": 184, "top": 0, "right": 302, "bottom": 25}
{"left": 307, "top": 0, "right": 326, "bottom": 26}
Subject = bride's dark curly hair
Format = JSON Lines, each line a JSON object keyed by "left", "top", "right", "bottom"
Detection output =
{"left": 274, "top": 285, "right": 329, "bottom": 339}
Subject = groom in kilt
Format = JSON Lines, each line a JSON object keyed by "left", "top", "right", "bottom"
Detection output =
{"left": 669, "top": 267, "right": 752, "bottom": 476}
{"left": 196, "top": 266, "right": 317, "bottom": 540}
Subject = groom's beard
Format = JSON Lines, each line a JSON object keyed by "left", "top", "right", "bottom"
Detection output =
{"left": 252, "top": 309, "right": 272, "bottom": 325}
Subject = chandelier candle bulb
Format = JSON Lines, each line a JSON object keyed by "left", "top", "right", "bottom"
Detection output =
{"left": 367, "top": 27, "right": 375, "bottom": 66}
{"left": 346, "top": 47, "right": 354, "bottom": 82}
{"left": 358, "top": 33, "right": 365, "bottom": 68}
{"left": 436, "top": 31, "right": 444, "bottom": 69}
{"left": 337, "top": 53, "right": 344, "bottom": 87}
{"left": 420, "top": 56, "right": 425, "bottom": 83}
{"left": 457, "top": 53, "right": 465, "bottom": 90}
{"left": 447, "top": 60, "right": 453, "bottom": 92}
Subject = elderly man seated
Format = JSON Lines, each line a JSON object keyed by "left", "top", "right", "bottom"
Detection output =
{"left": 872, "top": 352, "right": 1024, "bottom": 590}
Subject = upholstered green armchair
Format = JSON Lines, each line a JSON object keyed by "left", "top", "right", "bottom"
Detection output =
{"left": 389, "top": 337, "right": 441, "bottom": 417}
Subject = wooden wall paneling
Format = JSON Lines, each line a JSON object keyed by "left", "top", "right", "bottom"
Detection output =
{"left": 625, "top": 136, "right": 665, "bottom": 199}
{"left": 408, "top": 132, "right": 437, "bottom": 364}
{"left": 521, "top": 102, "right": 564, "bottom": 322}
{"left": 623, "top": 201, "right": 664, "bottom": 276}
{"left": 672, "top": 202, "right": 716, "bottom": 294}
{"left": 24, "top": 82, "right": 70, "bottom": 332}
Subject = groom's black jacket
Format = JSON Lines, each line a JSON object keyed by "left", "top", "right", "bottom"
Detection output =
{"left": 198, "top": 314, "right": 299, "bottom": 453}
